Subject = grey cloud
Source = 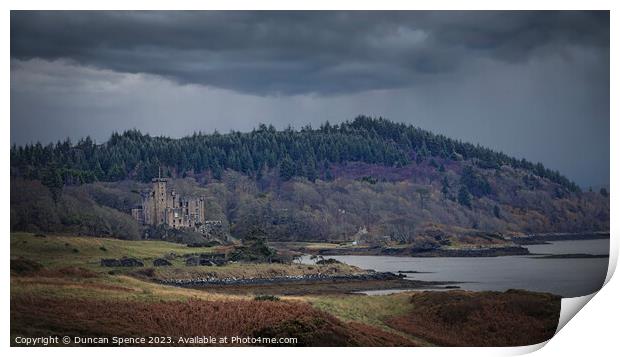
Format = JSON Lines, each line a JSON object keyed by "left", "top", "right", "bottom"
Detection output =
{"left": 10, "top": 11, "right": 609, "bottom": 95}
{"left": 9, "top": 11, "right": 610, "bottom": 188}
{"left": 11, "top": 53, "right": 609, "bottom": 188}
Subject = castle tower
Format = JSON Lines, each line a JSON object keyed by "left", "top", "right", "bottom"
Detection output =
{"left": 152, "top": 167, "right": 168, "bottom": 225}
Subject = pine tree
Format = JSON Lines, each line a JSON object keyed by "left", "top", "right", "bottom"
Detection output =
{"left": 42, "top": 166, "right": 64, "bottom": 203}
{"left": 441, "top": 177, "right": 451, "bottom": 200}
{"left": 279, "top": 156, "right": 295, "bottom": 181}
{"left": 458, "top": 186, "right": 472, "bottom": 208}
{"left": 493, "top": 205, "right": 501, "bottom": 218}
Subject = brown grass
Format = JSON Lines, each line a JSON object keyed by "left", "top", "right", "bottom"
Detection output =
{"left": 37, "top": 267, "right": 101, "bottom": 279}
{"left": 386, "top": 289, "right": 561, "bottom": 347}
{"left": 13, "top": 278, "right": 137, "bottom": 293}
{"left": 12, "top": 257, "right": 102, "bottom": 279}
{"left": 11, "top": 296, "right": 414, "bottom": 346}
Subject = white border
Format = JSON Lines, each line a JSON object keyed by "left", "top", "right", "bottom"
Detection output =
{"left": 3, "top": 2, "right": 617, "bottom": 357}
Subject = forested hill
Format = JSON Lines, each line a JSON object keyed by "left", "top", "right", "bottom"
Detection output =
{"left": 11, "top": 116, "right": 609, "bottom": 242}
{"left": 11, "top": 116, "right": 579, "bottom": 192}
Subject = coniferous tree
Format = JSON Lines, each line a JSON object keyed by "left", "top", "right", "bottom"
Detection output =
{"left": 441, "top": 176, "right": 451, "bottom": 200}
{"left": 279, "top": 156, "right": 295, "bottom": 181}
{"left": 458, "top": 186, "right": 472, "bottom": 209}
{"left": 41, "top": 166, "right": 64, "bottom": 203}
{"left": 493, "top": 205, "right": 501, "bottom": 218}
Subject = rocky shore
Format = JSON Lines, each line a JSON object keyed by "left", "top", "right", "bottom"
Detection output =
{"left": 155, "top": 271, "right": 455, "bottom": 295}
{"left": 304, "top": 245, "right": 530, "bottom": 257}
{"left": 405, "top": 246, "right": 530, "bottom": 257}
{"left": 158, "top": 271, "right": 402, "bottom": 287}
{"left": 511, "top": 232, "right": 609, "bottom": 245}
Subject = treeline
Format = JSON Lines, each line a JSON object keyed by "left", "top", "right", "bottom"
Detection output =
{"left": 10, "top": 178, "right": 141, "bottom": 239}
{"left": 10, "top": 116, "right": 579, "bottom": 192}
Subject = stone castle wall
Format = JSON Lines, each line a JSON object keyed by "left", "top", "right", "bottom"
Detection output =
{"left": 132, "top": 177, "right": 206, "bottom": 230}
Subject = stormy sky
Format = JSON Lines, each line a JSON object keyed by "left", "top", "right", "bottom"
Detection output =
{"left": 10, "top": 11, "right": 609, "bottom": 188}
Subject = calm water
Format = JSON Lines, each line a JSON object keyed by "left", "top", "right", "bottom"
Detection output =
{"left": 305, "top": 239, "right": 610, "bottom": 298}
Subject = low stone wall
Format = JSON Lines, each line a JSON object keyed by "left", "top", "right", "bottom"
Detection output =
{"left": 100, "top": 258, "right": 144, "bottom": 267}
{"left": 157, "top": 271, "right": 401, "bottom": 288}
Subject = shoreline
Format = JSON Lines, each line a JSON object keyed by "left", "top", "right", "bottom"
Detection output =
{"left": 510, "top": 232, "right": 609, "bottom": 245}
{"left": 295, "top": 245, "right": 530, "bottom": 258}
{"left": 530, "top": 253, "right": 609, "bottom": 259}
{"left": 156, "top": 271, "right": 458, "bottom": 295}
{"left": 276, "top": 232, "right": 609, "bottom": 257}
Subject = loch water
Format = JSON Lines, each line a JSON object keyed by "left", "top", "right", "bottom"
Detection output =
{"left": 306, "top": 238, "right": 610, "bottom": 298}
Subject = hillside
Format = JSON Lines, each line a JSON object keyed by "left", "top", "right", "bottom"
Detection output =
{"left": 10, "top": 117, "right": 609, "bottom": 245}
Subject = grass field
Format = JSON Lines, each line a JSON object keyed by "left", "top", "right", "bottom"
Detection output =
{"left": 10, "top": 233, "right": 416, "bottom": 346}
{"left": 10, "top": 232, "right": 218, "bottom": 269}
{"left": 10, "top": 232, "right": 361, "bottom": 279}
{"left": 10, "top": 232, "right": 561, "bottom": 347}
{"left": 305, "top": 293, "right": 435, "bottom": 346}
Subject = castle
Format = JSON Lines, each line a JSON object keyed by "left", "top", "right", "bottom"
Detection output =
{"left": 131, "top": 173, "right": 206, "bottom": 230}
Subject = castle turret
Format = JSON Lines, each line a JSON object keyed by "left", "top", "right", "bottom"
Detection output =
{"left": 152, "top": 177, "right": 168, "bottom": 225}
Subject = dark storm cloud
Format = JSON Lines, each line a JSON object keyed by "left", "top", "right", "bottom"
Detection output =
{"left": 10, "top": 11, "right": 609, "bottom": 95}
{"left": 10, "top": 11, "right": 610, "bottom": 188}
